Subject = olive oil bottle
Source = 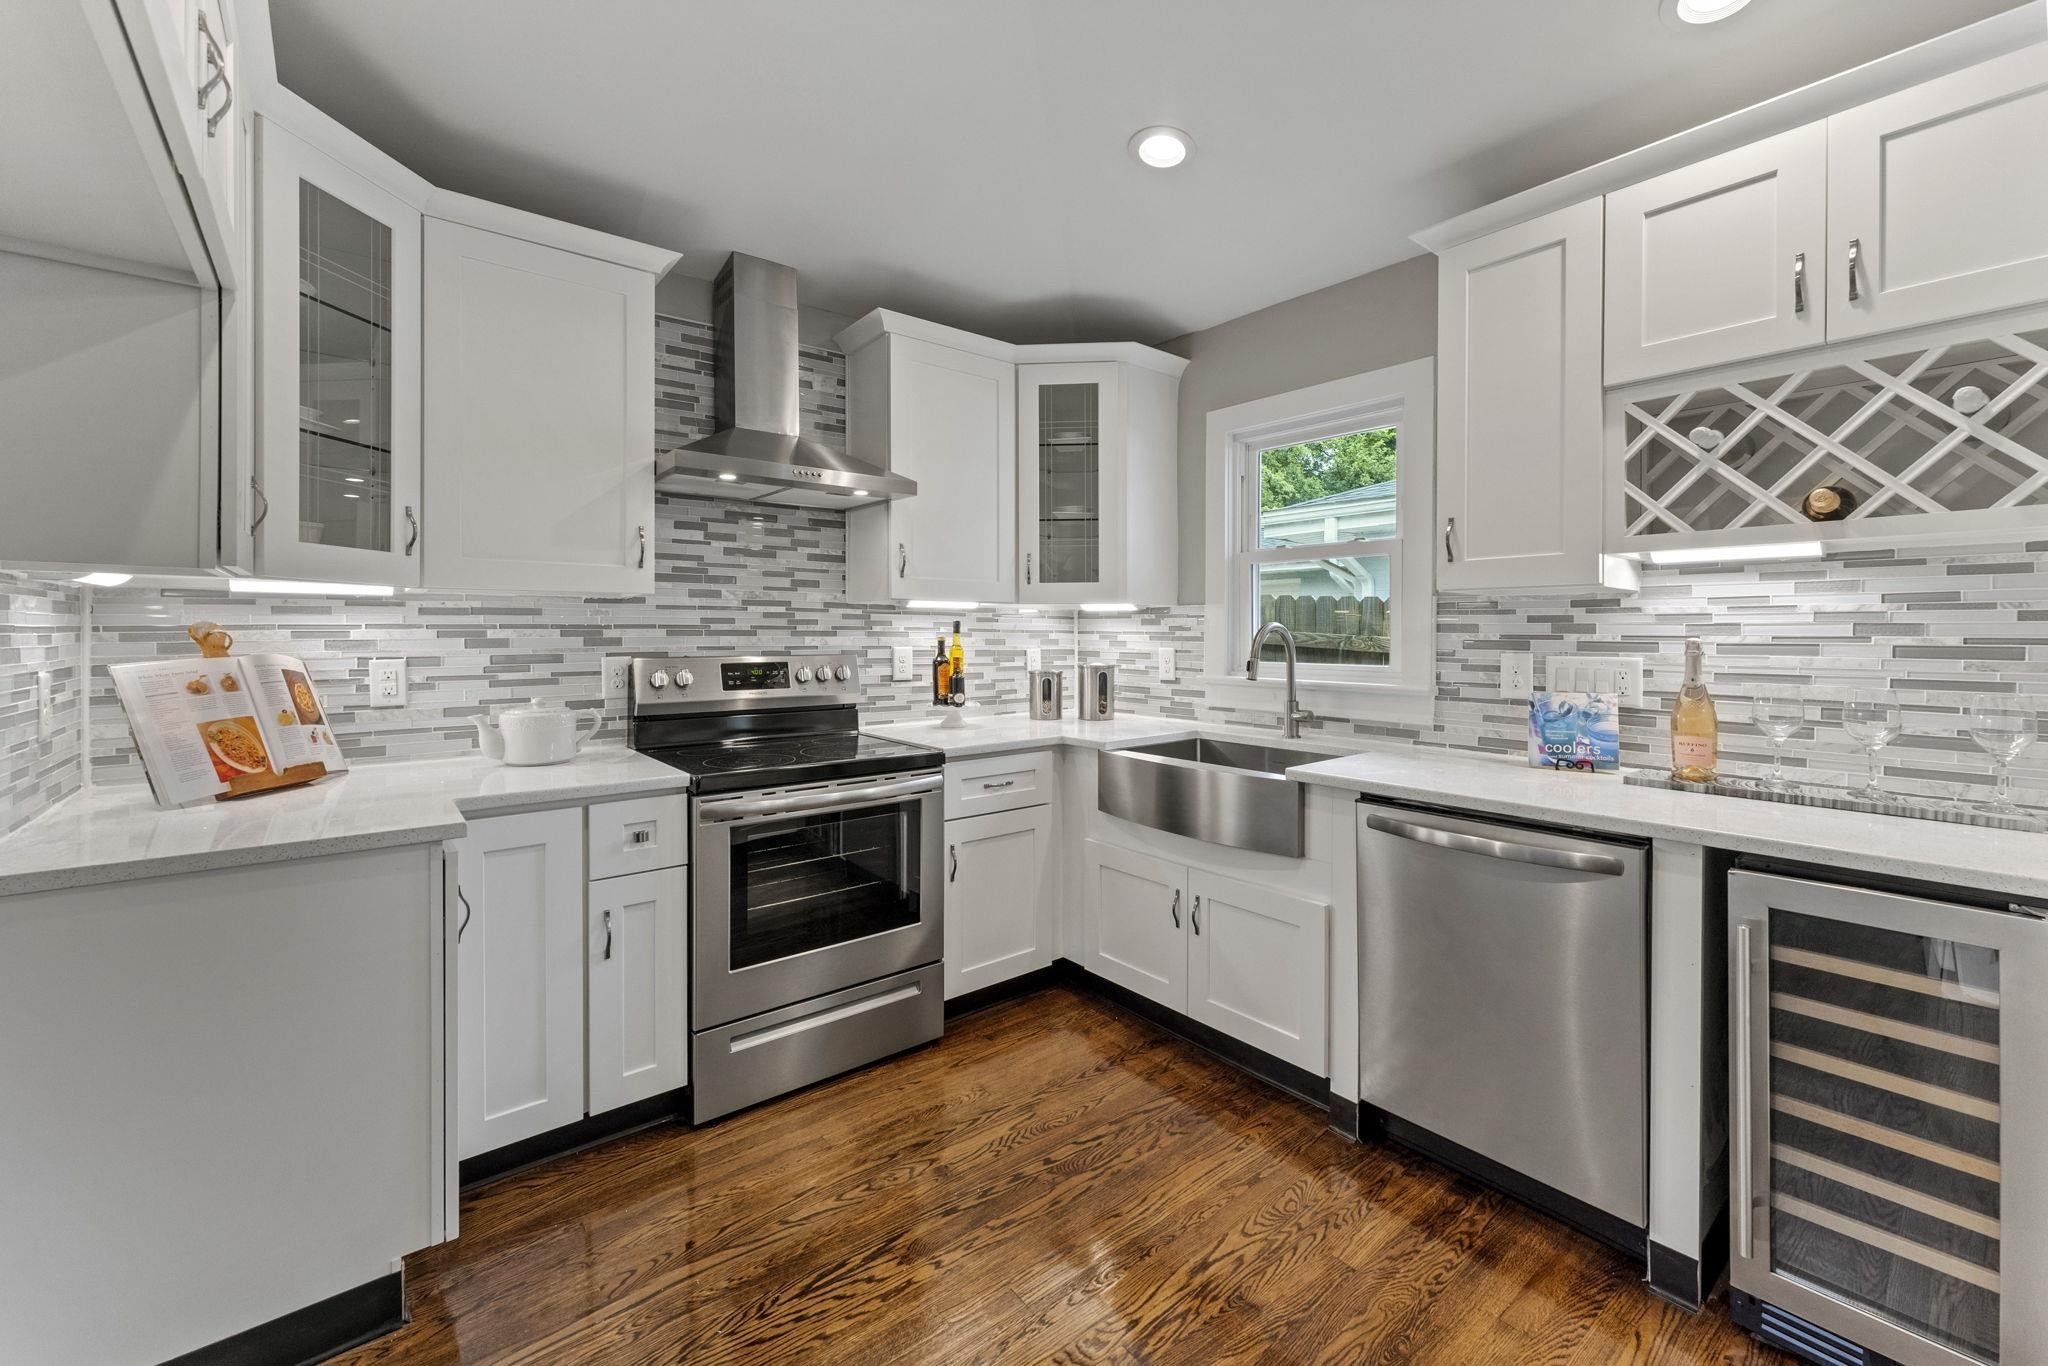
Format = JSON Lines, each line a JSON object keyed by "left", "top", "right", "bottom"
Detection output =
{"left": 1670, "top": 637, "right": 1719, "bottom": 783}
{"left": 932, "top": 633, "right": 950, "bottom": 706}
{"left": 947, "top": 621, "right": 966, "bottom": 706}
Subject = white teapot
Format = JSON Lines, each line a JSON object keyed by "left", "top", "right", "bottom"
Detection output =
{"left": 475, "top": 698, "right": 597, "bottom": 766}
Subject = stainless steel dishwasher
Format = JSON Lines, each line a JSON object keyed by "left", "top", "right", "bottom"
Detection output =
{"left": 1357, "top": 801, "right": 1648, "bottom": 1247}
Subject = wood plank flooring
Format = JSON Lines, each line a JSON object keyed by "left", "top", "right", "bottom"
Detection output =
{"left": 338, "top": 987, "right": 1791, "bottom": 1364}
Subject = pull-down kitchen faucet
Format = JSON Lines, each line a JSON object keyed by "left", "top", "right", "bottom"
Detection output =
{"left": 1246, "top": 621, "right": 1314, "bottom": 739}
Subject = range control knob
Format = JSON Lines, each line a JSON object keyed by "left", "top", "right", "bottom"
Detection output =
{"left": 649, "top": 669, "right": 670, "bottom": 690}
{"left": 795, "top": 666, "right": 813, "bottom": 683}
{"left": 674, "top": 669, "right": 693, "bottom": 689}
{"left": 833, "top": 665, "right": 851, "bottom": 682}
{"left": 816, "top": 660, "right": 834, "bottom": 679}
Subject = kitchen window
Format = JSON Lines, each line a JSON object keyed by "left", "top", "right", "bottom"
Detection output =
{"left": 1204, "top": 359, "right": 1436, "bottom": 719}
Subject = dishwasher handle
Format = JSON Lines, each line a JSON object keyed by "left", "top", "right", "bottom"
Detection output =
{"left": 1365, "top": 812, "right": 1628, "bottom": 878}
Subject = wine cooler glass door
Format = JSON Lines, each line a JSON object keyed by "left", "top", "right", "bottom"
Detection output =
{"left": 1730, "top": 871, "right": 2048, "bottom": 1366}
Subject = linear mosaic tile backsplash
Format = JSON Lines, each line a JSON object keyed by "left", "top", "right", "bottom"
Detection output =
{"left": 1082, "top": 540, "right": 2048, "bottom": 805}
{"left": 0, "top": 574, "right": 85, "bottom": 836}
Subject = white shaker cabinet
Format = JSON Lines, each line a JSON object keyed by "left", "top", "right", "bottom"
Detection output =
{"left": 254, "top": 116, "right": 423, "bottom": 588}
{"left": 1184, "top": 870, "right": 1327, "bottom": 1074}
{"left": 943, "top": 804, "right": 1057, "bottom": 999}
{"left": 422, "top": 206, "right": 669, "bottom": 594}
{"left": 842, "top": 317, "right": 1018, "bottom": 604}
{"left": 586, "top": 865, "right": 688, "bottom": 1116}
{"left": 454, "top": 807, "right": 585, "bottom": 1159}
{"left": 1828, "top": 44, "right": 2048, "bottom": 342}
{"left": 1436, "top": 198, "right": 1635, "bottom": 595}
{"left": 1084, "top": 840, "right": 1187, "bottom": 1011}
{"left": 1604, "top": 122, "right": 1828, "bottom": 385}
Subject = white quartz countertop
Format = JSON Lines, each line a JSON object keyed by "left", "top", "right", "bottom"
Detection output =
{"left": 0, "top": 746, "right": 690, "bottom": 897}
{"left": 866, "top": 712, "right": 1201, "bottom": 756}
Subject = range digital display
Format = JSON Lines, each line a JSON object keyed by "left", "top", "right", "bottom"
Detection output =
{"left": 721, "top": 661, "right": 790, "bottom": 691}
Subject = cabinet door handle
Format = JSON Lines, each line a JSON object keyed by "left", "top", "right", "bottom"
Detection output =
{"left": 456, "top": 888, "right": 472, "bottom": 941}
{"left": 1191, "top": 895, "right": 1202, "bottom": 935}
{"left": 898, "top": 543, "right": 907, "bottom": 578}
{"left": 1025, "top": 552, "right": 1032, "bottom": 585}
{"left": 1847, "top": 237, "right": 1862, "bottom": 303}
{"left": 404, "top": 505, "right": 419, "bottom": 556}
{"left": 1792, "top": 251, "right": 1806, "bottom": 315}
{"left": 1169, "top": 888, "right": 1181, "bottom": 928}
{"left": 637, "top": 525, "right": 647, "bottom": 569}
{"left": 249, "top": 476, "right": 268, "bottom": 534}
{"left": 603, "top": 909, "right": 613, "bottom": 961}
{"left": 948, "top": 844, "right": 958, "bottom": 882}
{"left": 1443, "top": 516, "right": 1456, "bottom": 564}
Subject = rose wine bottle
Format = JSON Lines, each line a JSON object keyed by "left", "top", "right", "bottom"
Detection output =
{"left": 1670, "top": 637, "right": 1719, "bottom": 783}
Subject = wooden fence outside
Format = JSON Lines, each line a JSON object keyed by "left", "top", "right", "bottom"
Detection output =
{"left": 1257, "top": 593, "right": 1391, "bottom": 665}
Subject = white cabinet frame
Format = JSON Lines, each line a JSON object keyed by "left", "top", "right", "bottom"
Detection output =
{"left": 586, "top": 866, "right": 687, "bottom": 1115}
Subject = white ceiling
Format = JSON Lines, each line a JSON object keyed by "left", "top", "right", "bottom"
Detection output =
{"left": 270, "top": 0, "right": 2019, "bottom": 344}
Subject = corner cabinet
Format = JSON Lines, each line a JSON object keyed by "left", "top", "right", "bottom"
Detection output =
{"left": 254, "top": 116, "right": 424, "bottom": 587}
{"left": 1436, "top": 200, "right": 1636, "bottom": 595}
{"left": 422, "top": 200, "right": 667, "bottom": 595}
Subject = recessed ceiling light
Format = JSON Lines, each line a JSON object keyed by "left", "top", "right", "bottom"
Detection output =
{"left": 1128, "top": 126, "right": 1193, "bottom": 169}
{"left": 717, "top": 472, "right": 738, "bottom": 482}
{"left": 1662, "top": 0, "right": 1752, "bottom": 24}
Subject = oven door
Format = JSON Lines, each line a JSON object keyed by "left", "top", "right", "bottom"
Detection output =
{"left": 692, "top": 771, "right": 944, "bottom": 1029}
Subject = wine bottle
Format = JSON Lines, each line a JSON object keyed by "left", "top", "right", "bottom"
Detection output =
{"left": 1670, "top": 637, "right": 1719, "bottom": 783}
{"left": 948, "top": 621, "right": 966, "bottom": 706}
{"left": 932, "top": 633, "right": 950, "bottom": 706}
{"left": 1801, "top": 484, "right": 1857, "bottom": 521}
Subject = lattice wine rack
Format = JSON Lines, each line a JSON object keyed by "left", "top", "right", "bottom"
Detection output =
{"left": 1612, "top": 310, "right": 2048, "bottom": 552}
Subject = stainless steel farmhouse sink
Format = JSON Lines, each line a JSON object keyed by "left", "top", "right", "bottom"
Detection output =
{"left": 1095, "top": 737, "right": 1320, "bottom": 857}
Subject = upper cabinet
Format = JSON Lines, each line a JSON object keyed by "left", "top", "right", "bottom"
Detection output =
{"left": 1437, "top": 201, "right": 1636, "bottom": 595}
{"left": 838, "top": 311, "right": 1185, "bottom": 607}
{"left": 1828, "top": 45, "right": 2048, "bottom": 341}
{"left": 1604, "top": 123, "right": 1828, "bottom": 386}
{"left": 255, "top": 116, "right": 424, "bottom": 587}
{"left": 422, "top": 200, "right": 669, "bottom": 595}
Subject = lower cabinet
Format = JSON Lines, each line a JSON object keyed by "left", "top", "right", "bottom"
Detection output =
{"left": 586, "top": 866, "right": 688, "bottom": 1115}
{"left": 1084, "top": 839, "right": 1329, "bottom": 1074}
{"left": 943, "top": 804, "right": 1056, "bottom": 999}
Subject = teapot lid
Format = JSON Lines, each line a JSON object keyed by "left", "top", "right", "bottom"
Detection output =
{"left": 501, "top": 696, "right": 567, "bottom": 718}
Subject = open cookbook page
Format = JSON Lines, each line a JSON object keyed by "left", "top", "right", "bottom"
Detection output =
{"left": 109, "top": 655, "right": 344, "bottom": 808}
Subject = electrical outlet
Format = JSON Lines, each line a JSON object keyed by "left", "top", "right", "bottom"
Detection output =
{"left": 35, "top": 670, "right": 53, "bottom": 741}
{"left": 1156, "top": 647, "right": 1177, "bottom": 682}
{"left": 1026, "top": 647, "right": 1042, "bottom": 673}
{"left": 1610, "top": 655, "right": 1648, "bottom": 707}
{"left": 369, "top": 658, "right": 407, "bottom": 707}
{"left": 603, "top": 656, "right": 633, "bottom": 701}
{"left": 1502, "top": 654, "right": 1533, "bottom": 699}
{"left": 891, "top": 646, "right": 915, "bottom": 682}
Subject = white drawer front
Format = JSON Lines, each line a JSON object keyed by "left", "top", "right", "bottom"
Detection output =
{"left": 587, "top": 793, "right": 690, "bottom": 880}
{"left": 945, "top": 751, "right": 1056, "bottom": 819}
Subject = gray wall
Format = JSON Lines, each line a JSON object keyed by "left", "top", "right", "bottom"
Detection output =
{"left": 1161, "top": 254, "right": 1438, "bottom": 602}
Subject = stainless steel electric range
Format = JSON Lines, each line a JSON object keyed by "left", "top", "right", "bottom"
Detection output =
{"left": 626, "top": 653, "right": 945, "bottom": 1123}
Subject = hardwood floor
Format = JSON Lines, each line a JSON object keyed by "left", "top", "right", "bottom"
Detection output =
{"left": 338, "top": 987, "right": 1790, "bottom": 1365}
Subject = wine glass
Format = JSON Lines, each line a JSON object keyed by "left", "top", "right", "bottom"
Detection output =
{"left": 1839, "top": 691, "right": 1903, "bottom": 801}
{"left": 1967, "top": 702, "right": 2037, "bottom": 813}
{"left": 1752, "top": 686, "right": 1805, "bottom": 791}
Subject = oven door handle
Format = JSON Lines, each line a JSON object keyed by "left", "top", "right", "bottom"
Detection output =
{"left": 696, "top": 772, "right": 943, "bottom": 822}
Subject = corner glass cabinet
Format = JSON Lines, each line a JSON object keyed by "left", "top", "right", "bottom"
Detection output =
{"left": 1730, "top": 870, "right": 2046, "bottom": 1366}
{"left": 1018, "top": 362, "right": 1120, "bottom": 603}
{"left": 255, "top": 117, "right": 421, "bottom": 585}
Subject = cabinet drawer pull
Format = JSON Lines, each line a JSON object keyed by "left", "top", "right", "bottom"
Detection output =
{"left": 948, "top": 844, "right": 958, "bottom": 882}
{"left": 1792, "top": 251, "right": 1806, "bottom": 315}
{"left": 456, "top": 888, "right": 472, "bottom": 941}
{"left": 1847, "top": 237, "right": 1862, "bottom": 303}
{"left": 1170, "top": 888, "right": 1181, "bottom": 928}
{"left": 981, "top": 779, "right": 1016, "bottom": 791}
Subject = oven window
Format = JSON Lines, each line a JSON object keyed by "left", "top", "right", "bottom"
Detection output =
{"left": 727, "top": 799, "right": 922, "bottom": 970}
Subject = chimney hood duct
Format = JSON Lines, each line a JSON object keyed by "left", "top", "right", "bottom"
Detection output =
{"left": 656, "top": 254, "right": 916, "bottom": 506}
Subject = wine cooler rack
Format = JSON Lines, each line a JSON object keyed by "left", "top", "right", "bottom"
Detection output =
{"left": 1612, "top": 308, "right": 2048, "bottom": 554}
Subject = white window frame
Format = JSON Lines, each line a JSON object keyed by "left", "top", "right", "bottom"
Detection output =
{"left": 1202, "top": 358, "right": 1436, "bottom": 725}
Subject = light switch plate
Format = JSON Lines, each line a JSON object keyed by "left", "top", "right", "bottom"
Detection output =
{"left": 1156, "top": 647, "right": 1177, "bottom": 682}
{"left": 35, "top": 670, "right": 53, "bottom": 741}
{"left": 369, "top": 658, "right": 407, "bottom": 707}
{"left": 603, "top": 656, "right": 633, "bottom": 701}
{"left": 1502, "top": 654, "right": 1533, "bottom": 699}
{"left": 891, "top": 645, "right": 915, "bottom": 682}
{"left": 1026, "top": 647, "right": 1042, "bottom": 673}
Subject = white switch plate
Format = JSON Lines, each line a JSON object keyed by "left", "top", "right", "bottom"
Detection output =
{"left": 891, "top": 646, "right": 915, "bottom": 682}
{"left": 369, "top": 658, "right": 407, "bottom": 707}
{"left": 1156, "top": 647, "right": 1177, "bottom": 682}
{"left": 1026, "top": 647, "right": 1042, "bottom": 673}
{"left": 35, "top": 669, "right": 53, "bottom": 741}
{"left": 1502, "top": 654, "right": 1533, "bottom": 698}
{"left": 603, "top": 656, "right": 633, "bottom": 701}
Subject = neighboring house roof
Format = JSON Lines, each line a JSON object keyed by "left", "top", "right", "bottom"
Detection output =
{"left": 1273, "top": 480, "right": 1396, "bottom": 513}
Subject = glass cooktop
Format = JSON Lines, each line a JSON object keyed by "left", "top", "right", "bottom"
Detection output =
{"left": 643, "top": 731, "right": 942, "bottom": 795}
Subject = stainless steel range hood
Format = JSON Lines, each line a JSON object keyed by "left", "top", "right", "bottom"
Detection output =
{"left": 657, "top": 254, "right": 915, "bottom": 507}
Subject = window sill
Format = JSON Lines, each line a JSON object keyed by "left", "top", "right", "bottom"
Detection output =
{"left": 1196, "top": 674, "right": 1438, "bottom": 728}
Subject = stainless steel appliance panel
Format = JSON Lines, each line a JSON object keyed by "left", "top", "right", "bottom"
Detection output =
{"left": 691, "top": 963, "right": 944, "bottom": 1122}
{"left": 1358, "top": 803, "right": 1648, "bottom": 1226}
{"left": 692, "top": 772, "right": 944, "bottom": 1029}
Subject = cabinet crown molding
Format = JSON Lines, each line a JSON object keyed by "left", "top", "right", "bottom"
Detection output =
{"left": 423, "top": 189, "right": 679, "bottom": 278}
{"left": 831, "top": 309, "right": 1187, "bottom": 375}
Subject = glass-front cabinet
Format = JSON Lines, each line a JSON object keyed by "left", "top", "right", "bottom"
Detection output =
{"left": 1018, "top": 362, "right": 1121, "bottom": 604}
{"left": 1729, "top": 871, "right": 2047, "bottom": 1366}
{"left": 255, "top": 117, "right": 421, "bottom": 586}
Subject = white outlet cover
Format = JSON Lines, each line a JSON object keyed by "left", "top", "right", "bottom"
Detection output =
{"left": 891, "top": 645, "right": 915, "bottom": 682}
{"left": 369, "top": 658, "right": 407, "bottom": 707}
{"left": 1502, "top": 654, "right": 1533, "bottom": 698}
{"left": 603, "top": 656, "right": 633, "bottom": 700}
{"left": 1157, "top": 647, "right": 1177, "bottom": 682}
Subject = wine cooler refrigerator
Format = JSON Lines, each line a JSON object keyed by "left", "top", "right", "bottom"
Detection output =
{"left": 1728, "top": 870, "right": 2046, "bottom": 1366}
